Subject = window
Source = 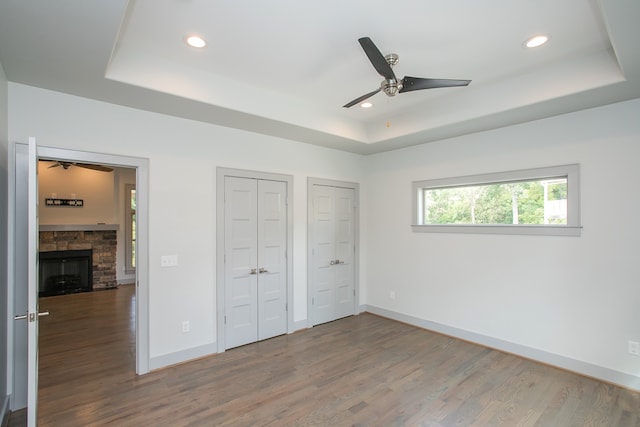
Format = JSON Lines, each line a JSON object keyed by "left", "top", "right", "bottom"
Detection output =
{"left": 412, "top": 164, "right": 581, "bottom": 236}
{"left": 125, "top": 184, "right": 136, "bottom": 273}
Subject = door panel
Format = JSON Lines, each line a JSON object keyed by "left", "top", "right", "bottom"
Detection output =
{"left": 257, "top": 180, "right": 287, "bottom": 340}
{"left": 311, "top": 185, "right": 356, "bottom": 325}
{"left": 334, "top": 187, "right": 355, "bottom": 319}
{"left": 27, "top": 137, "right": 39, "bottom": 427}
{"left": 311, "top": 185, "right": 336, "bottom": 325}
{"left": 225, "top": 177, "right": 258, "bottom": 348}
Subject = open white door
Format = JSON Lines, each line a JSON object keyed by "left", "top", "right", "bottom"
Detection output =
{"left": 23, "top": 137, "right": 47, "bottom": 426}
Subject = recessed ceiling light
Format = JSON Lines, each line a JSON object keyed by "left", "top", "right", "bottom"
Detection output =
{"left": 524, "top": 34, "right": 550, "bottom": 48}
{"left": 360, "top": 102, "right": 373, "bottom": 109}
{"left": 186, "top": 35, "right": 207, "bottom": 48}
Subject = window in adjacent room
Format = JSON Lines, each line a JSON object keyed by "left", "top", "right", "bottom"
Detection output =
{"left": 125, "top": 184, "right": 136, "bottom": 273}
{"left": 412, "top": 164, "right": 581, "bottom": 236}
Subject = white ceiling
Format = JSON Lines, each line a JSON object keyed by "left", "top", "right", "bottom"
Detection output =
{"left": 1, "top": 0, "right": 638, "bottom": 154}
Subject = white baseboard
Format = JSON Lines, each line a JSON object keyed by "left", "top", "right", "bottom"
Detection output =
{"left": 292, "top": 319, "right": 307, "bottom": 332}
{"left": 148, "top": 342, "right": 218, "bottom": 371}
{"left": 364, "top": 304, "right": 640, "bottom": 392}
{"left": 1, "top": 395, "right": 9, "bottom": 427}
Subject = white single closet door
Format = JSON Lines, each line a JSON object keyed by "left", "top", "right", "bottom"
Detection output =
{"left": 311, "top": 185, "right": 355, "bottom": 325}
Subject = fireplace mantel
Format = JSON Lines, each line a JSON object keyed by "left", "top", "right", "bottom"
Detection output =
{"left": 40, "top": 224, "right": 120, "bottom": 232}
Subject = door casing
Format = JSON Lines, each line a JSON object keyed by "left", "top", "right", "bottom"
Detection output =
{"left": 216, "top": 168, "right": 294, "bottom": 352}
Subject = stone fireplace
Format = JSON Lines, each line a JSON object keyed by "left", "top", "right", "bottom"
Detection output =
{"left": 39, "top": 224, "right": 119, "bottom": 292}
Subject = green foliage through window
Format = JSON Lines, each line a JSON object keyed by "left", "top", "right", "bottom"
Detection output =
{"left": 422, "top": 178, "right": 567, "bottom": 225}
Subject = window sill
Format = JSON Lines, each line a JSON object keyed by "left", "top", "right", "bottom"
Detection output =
{"left": 411, "top": 224, "right": 582, "bottom": 236}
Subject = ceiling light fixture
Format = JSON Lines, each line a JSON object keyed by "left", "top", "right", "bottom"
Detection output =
{"left": 186, "top": 35, "right": 207, "bottom": 48}
{"left": 524, "top": 34, "right": 550, "bottom": 48}
{"left": 360, "top": 102, "right": 373, "bottom": 109}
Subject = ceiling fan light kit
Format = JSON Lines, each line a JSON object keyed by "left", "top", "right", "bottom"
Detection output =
{"left": 343, "top": 37, "right": 471, "bottom": 108}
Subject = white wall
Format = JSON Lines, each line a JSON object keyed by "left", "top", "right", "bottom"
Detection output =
{"left": 38, "top": 162, "right": 117, "bottom": 225}
{"left": 364, "top": 98, "right": 640, "bottom": 388}
{"left": 8, "top": 83, "right": 365, "bottom": 362}
{"left": 8, "top": 81, "right": 640, "bottom": 389}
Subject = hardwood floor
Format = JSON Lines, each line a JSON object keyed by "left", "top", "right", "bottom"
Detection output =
{"left": 15, "top": 285, "right": 640, "bottom": 426}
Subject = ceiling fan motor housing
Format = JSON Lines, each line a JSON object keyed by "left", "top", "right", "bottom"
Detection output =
{"left": 382, "top": 79, "right": 400, "bottom": 97}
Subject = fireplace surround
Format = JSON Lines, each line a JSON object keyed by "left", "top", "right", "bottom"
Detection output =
{"left": 39, "top": 224, "right": 119, "bottom": 294}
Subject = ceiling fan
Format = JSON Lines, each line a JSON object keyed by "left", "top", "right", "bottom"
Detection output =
{"left": 343, "top": 37, "right": 471, "bottom": 108}
{"left": 42, "top": 160, "right": 114, "bottom": 172}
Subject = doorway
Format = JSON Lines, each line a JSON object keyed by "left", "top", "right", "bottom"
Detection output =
{"left": 216, "top": 168, "right": 293, "bottom": 351}
{"left": 307, "top": 178, "right": 360, "bottom": 327}
{"left": 8, "top": 142, "right": 150, "bottom": 415}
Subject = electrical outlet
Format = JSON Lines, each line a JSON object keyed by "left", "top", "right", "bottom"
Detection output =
{"left": 389, "top": 291, "right": 396, "bottom": 300}
{"left": 182, "top": 321, "right": 190, "bottom": 333}
{"left": 628, "top": 340, "right": 640, "bottom": 356}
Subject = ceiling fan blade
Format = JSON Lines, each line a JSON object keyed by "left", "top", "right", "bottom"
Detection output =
{"left": 399, "top": 77, "right": 471, "bottom": 93}
{"left": 358, "top": 37, "right": 396, "bottom": 81}
{"left": 343, "top": 88, "right": 382, "bottom": 108}
{"left": 76, "top": 163, "right": 114, "bottom": 172}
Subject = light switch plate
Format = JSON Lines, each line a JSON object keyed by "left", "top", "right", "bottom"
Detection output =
{"left": 160, "top": 255, "right": 178, "bottom": 267}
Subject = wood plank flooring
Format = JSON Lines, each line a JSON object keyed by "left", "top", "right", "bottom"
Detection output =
{"left": 11, "top": 285, "right": 640, "bottom": 426}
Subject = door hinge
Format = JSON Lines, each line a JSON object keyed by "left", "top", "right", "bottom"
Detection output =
{"left": 224, "top": 315, "right": 227, "bottom": 325}
{"left": 353, "top": 289, "right": 355, "bottom": 296}
{"left": 312, "top": 297, "right": 315, "bottom": 305}
{"left": 285, "top": 303, "right": 288, "bottom": 311}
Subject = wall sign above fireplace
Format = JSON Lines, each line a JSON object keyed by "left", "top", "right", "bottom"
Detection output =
{"left": 45, "top": 198, "right": 84, "bottom": 207}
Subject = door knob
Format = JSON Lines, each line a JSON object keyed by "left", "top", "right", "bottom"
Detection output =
{"left": 259, "top": 268, "right": 268, "bottom": 274}
{"left": 249, "top": 268, "right": 257, "bottom": 275}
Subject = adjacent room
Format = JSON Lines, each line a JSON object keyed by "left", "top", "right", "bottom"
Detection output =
{"left": 1, "top": 1, "right": 639, "bottom": 425}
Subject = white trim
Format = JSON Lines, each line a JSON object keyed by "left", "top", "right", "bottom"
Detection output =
{"left": 292, "top": 320, "right": 307, "bottom": 332}
{"left": 149, "top": 342, "right": 218, "bottom": 371}
{"left": 412, "top": 164, "right": 581, "bottom": 236}
{"left": 39, "top": 224, "right": 119, "bottom": 232}
{"left": 364, "top": 304, "right": 640, "bottom": 392}
{"left": 307, "top": 178, "right": 360, "bottom": 328}
{"left": 411, "top": 224, "right": 582, "bottom": 236}
{"left": 7, "top": 142, "right": 18, "bottom": 409}
{"left": 124, "top": 183, "right": 136, "bottom": 275}
{"left": 1, "top": 396, "right": 8, "bottom": 426}
{"left": 216, "top": 167, "right": 294, "bottom": 353}
{"left": 36, "top": 145, "right": 150, "bottom": 374}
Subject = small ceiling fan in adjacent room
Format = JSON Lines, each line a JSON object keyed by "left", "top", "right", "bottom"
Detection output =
{"left": 41, "top": 160, "right": 114, "bottom": 172}
{"left": 343, "top": 37, "right": 472, "bottom": 108}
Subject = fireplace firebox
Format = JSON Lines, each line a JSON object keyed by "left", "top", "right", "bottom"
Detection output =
{"left": 39, "top": 249, "right": 93, "bottom": 297}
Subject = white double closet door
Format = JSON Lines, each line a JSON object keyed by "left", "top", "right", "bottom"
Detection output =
{"left": 224, "top": 177, "right": 287, "bottom": 349}
{"left": 311, "top": 184, "right": 356, "bottom": 326}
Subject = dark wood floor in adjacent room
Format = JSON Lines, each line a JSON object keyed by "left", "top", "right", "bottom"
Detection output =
{"left": 9, "top": 284, "right": 640, "bottom": 426}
